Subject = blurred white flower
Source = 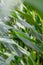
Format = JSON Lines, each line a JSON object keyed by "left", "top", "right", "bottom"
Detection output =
{"left": 0, "top": 0, "right": 22, "bottom": 19}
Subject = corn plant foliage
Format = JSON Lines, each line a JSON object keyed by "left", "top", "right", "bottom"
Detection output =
{"left": 0, "top": 0, "right": 43, "bottom": 65}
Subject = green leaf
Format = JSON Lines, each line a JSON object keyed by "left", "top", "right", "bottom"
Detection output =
{"left": 23, "top": 0, "right": 43, "bottom": 19}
